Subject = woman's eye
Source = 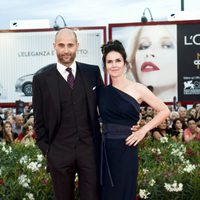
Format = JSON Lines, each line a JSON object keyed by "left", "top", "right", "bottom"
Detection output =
{"left": 138, "top": 43, "right": 151, "bottom": 50}
{"left": 107, "top": 60, "right": 112, "bottom": 64}
{"left": 116, "top": 59, "right": 122, "bottom": 63}
{"left": 161, "top": 42, "right": 174, "bottom": 49}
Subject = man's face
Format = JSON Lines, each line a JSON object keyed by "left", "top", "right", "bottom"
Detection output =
{"left": 146, "top": 107, "right": 153, "bottom": 115}
{"left": 179, "top": 108, "right": 186, "bottom": 118}
{"left": 54, "top": 30, "right": 79, "bottom": 67}
{"left": 16, "top": 116, "right": 24, "bottom": 126}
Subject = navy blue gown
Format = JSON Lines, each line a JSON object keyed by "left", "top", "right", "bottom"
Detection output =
{"left": 98, "top": 85, "right": 140, "bottom": 200}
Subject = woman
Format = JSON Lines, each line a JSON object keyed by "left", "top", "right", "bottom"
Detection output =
{"left": 152, "top": 119, "right": 179, "bottom": 141}
{"left": 127, "top": 25, "right": 177, "bottom": 102}
{"left": 192, "top": 102, "right": 200, "bottom": 127}
{"left": 187, "top": 108, "right": 197, "bottom": 119}
{"left": 2, "top": 121, "right": 18, "bottom": 144}
{"left": 152, "top": 119, "right": 169, "bottom": 140}
{"left": 184, "top": 117, "right": 200, "bottom": 142}
{"left": 0, "top": 119, "right": 3, "bottom": 140}
{"left": 171, "top": 118, "right": 184, "bottom": 141}
{"left": 17, "top": 123, "right": 36, "bottom": 143}
{"left": 98, "top": 40, "right": 170, "bottom": 200}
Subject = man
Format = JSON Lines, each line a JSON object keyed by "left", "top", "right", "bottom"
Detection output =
{"left": 32, "top": 28, "right": 104, "bottom": 200}
{"left": 178, "top": 106, "right": 188, "bottom": 129}
{"left": 178, "top": 106, "right": 187, "bottom": 120}
{"left": 12, "top": 114, "right": 24, "bottom": 135}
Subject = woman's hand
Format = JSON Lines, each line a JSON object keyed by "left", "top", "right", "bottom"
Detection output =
{"left": 125, "top": 129, "right": 146, "bottom": 146}
{"left": 131, "top": 124, "right": 140, "bottom": 132}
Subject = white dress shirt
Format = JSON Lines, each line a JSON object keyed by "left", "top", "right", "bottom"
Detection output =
{"left": 56, "top": 61, "right": 77, "bottom": 82}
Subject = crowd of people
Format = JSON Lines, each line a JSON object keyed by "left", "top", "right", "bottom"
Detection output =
{"left": 139, "top": 103, "right": 200, "bottom": 142}
{"left": 0, "top": 102, "right": 199, "bottom": 145}
{"left": 0, "top": 104, "right": 35, "bottom": 144}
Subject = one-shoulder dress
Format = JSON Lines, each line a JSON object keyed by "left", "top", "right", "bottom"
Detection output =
{"left": 98, "top": 85, "right": 140, "bottom": 200}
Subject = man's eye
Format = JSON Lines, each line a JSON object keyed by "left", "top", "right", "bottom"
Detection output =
{"left": 58, "top": 44, "right": 65, "bottom": 48}
{"left": 68, "top": 44, "right": 74, "bottom": 48}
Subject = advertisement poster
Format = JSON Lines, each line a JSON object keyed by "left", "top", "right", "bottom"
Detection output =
{"left": 177, "top": 23, "right": 200, "bottom": 101}
{"left": 110, "top": 24, "right": 178, "bottom": 102}
{"left": 0, "top": 28, "right": 105, "bottom": 103}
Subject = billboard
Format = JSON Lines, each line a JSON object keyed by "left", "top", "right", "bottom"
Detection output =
{"left": 177, "top": 23, "right": 200, "bottom": 101}
{"left": 109, "top": 20, "right": 200, "bottom": 103}
{"left": 0, "top": 27, "right": 106, "bottom": 103}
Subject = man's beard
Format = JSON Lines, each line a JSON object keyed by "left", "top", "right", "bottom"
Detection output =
{"left": 58, "top": 53, "right": 76, "bottom": 66}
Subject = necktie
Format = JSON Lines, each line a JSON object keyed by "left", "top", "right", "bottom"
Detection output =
{"left": 66, "top": 67, "right": 75, "bottom": 89}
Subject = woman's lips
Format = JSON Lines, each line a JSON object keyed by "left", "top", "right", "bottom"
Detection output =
{"left": 141, "top": 62, "right": 160, "bottom": 72}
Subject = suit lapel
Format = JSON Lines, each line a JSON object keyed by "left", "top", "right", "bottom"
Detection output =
{"left": 45, "top": 66, "right": 61, "bottom": 123}
{"left": 77, "top": 62, "right": 95, "bottom": 120}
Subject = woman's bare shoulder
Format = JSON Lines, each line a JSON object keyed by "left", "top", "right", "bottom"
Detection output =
{"left": 130, "top": 81, "right": 146, "bottom": 91}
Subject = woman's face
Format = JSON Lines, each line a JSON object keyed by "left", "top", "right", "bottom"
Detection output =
{"left": 6, "top": 115, "right": 14, "bottom": 124}
{"left": 187, "top": 120, "right": 197, "bottom": 131}
{"left": 26, "top": 125, "right": 34, "bottom": 136}
{"left": 189, "top": 108, "right": 196, "bottom": 117}
{"left": 106, "top": 51, "right": 125, "bottom": 78}
{"left": 175, "top": 120, "right": 182, "bottom": 130}
{"left": 195, "top": 103, "right": 200, "bottom": 111}
{"left": 158, "top": 120, "right": 168, "bottom": 130}
{"left": 4, "top": 123, "right": 12, "bottom": 134}
{"left": 135, "top": 26, "right": 177, "bottom": 87}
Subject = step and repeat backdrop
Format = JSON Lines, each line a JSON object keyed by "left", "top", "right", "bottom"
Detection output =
{"left": 0, "top": 27, "right": 106, "bottom": 103}
{"left": 0, "top": 20, "right": 200, "bottom": 104}
{"left": 109, "top": 21, "right": 200, "bottom": 102}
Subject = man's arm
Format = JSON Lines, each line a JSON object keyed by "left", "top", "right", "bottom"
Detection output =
{"left": 96, "top": 66, "right": 104, "bottom": 87}
{"left": 32, "top": 74, "right": 49, "bottom": 156}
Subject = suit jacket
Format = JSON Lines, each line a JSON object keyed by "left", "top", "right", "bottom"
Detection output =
{"left": 32, "top": 62, "right": 104, "bottom": 156}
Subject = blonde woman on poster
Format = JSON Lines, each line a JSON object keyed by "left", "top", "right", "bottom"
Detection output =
{"left": 126, "top": 25, "right": 177, "bottom": 102}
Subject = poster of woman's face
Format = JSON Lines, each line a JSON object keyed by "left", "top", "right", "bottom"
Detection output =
{"left": 111, "top": 24, "right": 177, "bottom": 102}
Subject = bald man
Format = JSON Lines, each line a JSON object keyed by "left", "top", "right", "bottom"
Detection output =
{"left": 33, "top": 28, "right": 104, "bottom": 200}
{"left": 12, "top": 114, "right": 24, "bottom": 135}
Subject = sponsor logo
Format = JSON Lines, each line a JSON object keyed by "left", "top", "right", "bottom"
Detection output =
{"left": 77, "top": 49, "right": 88, "bottom": 54}
{"left": 193, "top": 53, "right": 200, "bottom": 69}
{"left": 18, "top": 50, "right": 55, "bottom": 57}
{"left": 184, "top": 80, "right": 194, "bottom": 89}
{"left": 183, "top": 79, "right": 200, "bottom": 95}
{"left": 184, "top": 34, "right": 200, "bottom": 45}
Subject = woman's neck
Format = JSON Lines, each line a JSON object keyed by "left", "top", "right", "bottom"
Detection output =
{"left": 160, "top": 129, "right": 167, "bottom": 136}
{"left": 111, "top": 76, "right": 128, "bottom": 88}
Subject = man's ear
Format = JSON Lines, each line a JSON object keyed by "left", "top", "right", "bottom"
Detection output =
{"left": 77, "top": 42, "right": 80, "bottom": 49}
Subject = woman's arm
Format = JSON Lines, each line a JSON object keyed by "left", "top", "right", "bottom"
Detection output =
{"left": 126, "top": 83, "right": 170, "bottom": 146}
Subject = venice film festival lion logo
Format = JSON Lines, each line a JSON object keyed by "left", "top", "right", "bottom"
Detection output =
{"left": 184, "top": 81, "right": 195, "bottom": 89}
{"left": 183, "top": 80, "right": 200, "bottom": 95}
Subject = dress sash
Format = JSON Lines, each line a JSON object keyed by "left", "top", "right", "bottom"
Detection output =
{"left": 100, "top": 123, "right": 133, "bottom": 187}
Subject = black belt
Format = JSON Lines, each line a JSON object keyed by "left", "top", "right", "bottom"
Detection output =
{"left": 100, "top": 123, "right": 133, "bottom": 187}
